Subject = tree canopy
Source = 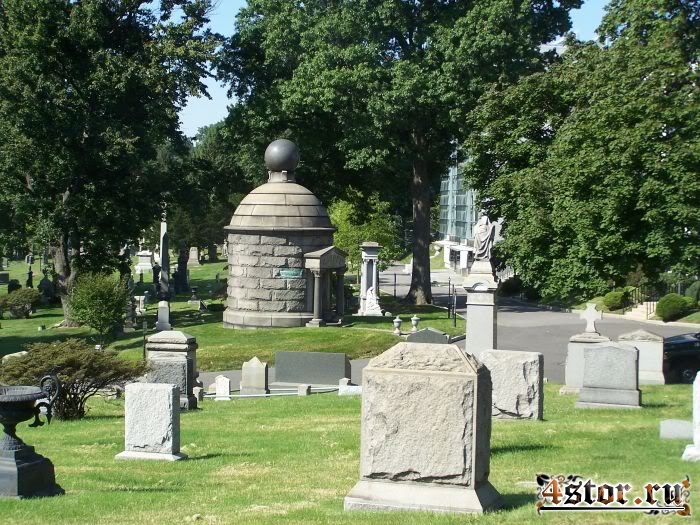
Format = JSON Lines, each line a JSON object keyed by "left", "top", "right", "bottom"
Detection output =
{"left": 218, "top": 0, "right": 581, "bottom": 304}
{"left": 463, "top": 0, "right": 699, "bottom": 301}
{"left": 0, "top": 0, "right": 220, "bottom": 316}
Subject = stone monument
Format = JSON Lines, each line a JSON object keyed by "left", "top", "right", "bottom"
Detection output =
{"left": 344, "top": 342, "right": 502, "bottom": 514}
{"left": 215, "top": 375, "right": 231, "bottom": 401}
{"left": 240, "top": 356, "right": 269, "bottom": 395}
{"left": 135, "top": 250, "right": 154, "bottom": 276}
{"left": 463, "top": 212, "right": 497, "bottom": 356}
{"left": 115, "top": 383, "right": 186, "bottom": 461}
{"left": 187, "top": 246, "right": 201, "bottom": 267}
{"left": 224, "top": 139, "right": 346, "bottom": 328}
{"left": 357, "top": 242, "right": 382, "bottom": 316}
{"left": 155, "top": 300, "right": 171, "bottom": 332}
{"left": 682, "top": 374, "right": 700, "bottom": 462}
{"left": 480, "top": 350, "right": 543, "bottom": 420}
{"left": 618, "top": 329, "right": 665, "bottom": 385}
{"left": 576, "top": 345, "right": 641, "bottom": 409}
{"left": 146, "top": 330, "right": 198, "bottom": 410}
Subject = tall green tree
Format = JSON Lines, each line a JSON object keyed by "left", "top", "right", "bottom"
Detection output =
{"left": 464, "top": 0, "right": 699, "bottom": 301}
{"left": 0, "top": 0, "right": 220, "bottom": 319}
{"left": 218, "top": 0, "right": 580, "bottom": 304}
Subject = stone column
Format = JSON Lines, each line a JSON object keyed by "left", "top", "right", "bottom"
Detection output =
{"left": 336, "top": 268, "right": 346, "bottom": 317}
{"left": 306, "top": 270, "right": 325, "bottom": 327}
{"left": 358, "top": 242, "right": 382, "bottom": 315}
{"left": 146, "top": 330, "right": 198, "bottom": 410}
{"left": 463, "top": 260, "right": 498, "bottom": 357}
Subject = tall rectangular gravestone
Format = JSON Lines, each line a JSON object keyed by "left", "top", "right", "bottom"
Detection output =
{"left": 344, "top": 342, "right": 502, "bottom": 514}
{"left": 618, "top": 329, "right": 665, "bottom": 385}
{"left": 240, "top": 357, "right": 269, "bottom": 395}
{"left": 215, "top": 375, "right": 231, "bottom": 401}
{"left": 576, "top": 345, "right": 641, "bottom": 409}
{"left": 115, "top": 383, "right": 186, "bottom": 461}
{"left": 480, "top": 349, "right": 544, "bottom": 420}
{"left": 146, "top": 331, "right": 198, "bottom": 410}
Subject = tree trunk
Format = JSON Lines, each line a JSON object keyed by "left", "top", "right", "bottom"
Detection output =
{"left": 53, "top": 233, "right": 80, "bottom": 326}
{"left": 406, "top": 132, "right": 433, "bottom": 305}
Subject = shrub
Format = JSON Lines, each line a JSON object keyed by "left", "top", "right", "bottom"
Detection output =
{"left": 498, "top": 276, "right": 522, "bottom": 296}
{"left": 0, "top": 338, "right": 147, "bottom": 420}
{"left": 7, "top": 279, "right": 21, "bottom": 293}
{"left": 685, "top": 281, "right": 700, "bottom": 305}
{"left": 0, "top": 288, "right": 41, "bottom": 318}
{"left": 655, "top": 293, "right": 694, "bottom": 322}
{"left": 70, "top": 272, "right": 130, "bottom": 346}
{"left": 603, "top": 290, "right": 629, "bottom": 311}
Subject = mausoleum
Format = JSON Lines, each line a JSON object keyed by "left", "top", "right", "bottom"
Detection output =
{"left": 224, "top": 139, "right": 347, "bottom": 328}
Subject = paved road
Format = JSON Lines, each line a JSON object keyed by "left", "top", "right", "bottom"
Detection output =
{"left": 200, "top": 265, "right": 696, "bottom": 387}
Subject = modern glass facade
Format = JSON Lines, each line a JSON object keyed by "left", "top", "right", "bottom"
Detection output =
{"left": 438, "top": 165, "right": 478, "bottom": 244}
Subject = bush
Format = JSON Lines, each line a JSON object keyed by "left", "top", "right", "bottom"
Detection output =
{"left": 0, "top": 287, "right": 41, "bottom": 318}
{"left": 655, "top": 293, "right": 695, "bottom": 322}
{"left": 70, "top": 272, "right": 130, "bottom": 346}
{"left": 0, "top": 338, "right": 147, "bottom": 420}
{"left": 685, "top": 281, "right": 700, "bottom": 305}
{"left": 498, "top": 276, "right": 523, "bottom": 296}
{"left": 603, "top": 290, "right": 629, "bottom": 311}
{"left": 7, "top": 279, "right": 21, "bottom": 293}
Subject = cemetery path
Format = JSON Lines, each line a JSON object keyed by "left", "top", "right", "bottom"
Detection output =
{"left": 200, "top": 265, "right": 696, "bottom": 388}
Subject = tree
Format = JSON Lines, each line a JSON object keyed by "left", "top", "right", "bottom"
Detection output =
{"left": 0, "top": 1, "right": 220, "bottom": 321}
{"left": 69, "top": 272, "right": 130, "bottom": 347}
{"left": 463, "top": 0, "right": 699, "bottom": 302}
{"left": 218, "top": 0, "right": 581, "bottom": 304}
{"left": 328, "top": 191, "right": 404, "bottom": 273}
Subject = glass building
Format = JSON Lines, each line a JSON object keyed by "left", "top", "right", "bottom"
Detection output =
{"left": 438, "top": 165, "right": 479, "bottom": 244}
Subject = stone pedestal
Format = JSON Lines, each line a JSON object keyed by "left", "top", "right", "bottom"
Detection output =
{"left": 344, "top": 342, "right": 501, "bottom": 514}
{"left": 618, "top": 329, "right": 665, "bottom": 385}
{"left": 155, "top": 301, "right": 171, "bottom": 332}
{"left": 560, "top": 333, "right": 611, "bottom": 394}
{"left": 240, "top": 357, "right": 269, "bottom": 395}
{"left": 115, "top": 383, "right": 186, "bottom": 461}
{"left": 682, "top": 374, "right": 700, "bottom": 462}
{"left": 146, "top": 331, "right": 198, "bottom": 410}
{"left": 480, "top": 349, "right": 543, "bottom": 420}
{"left": 134, "top": 251, "right": 154, "bottom": 276}
{"left": 187, "top": 247, "right": 201, "bottom": 267}
{"left": 357, "top": 242, "right": 382, "bottom": 316}
{"left": 576, "top": 345, "right": 641, "bottom": 409}
{"left": 463, "top": 260, "right": 497, "bottom": 357}
{"left": 215, "top": 375, "right": 230, "bottom": 401}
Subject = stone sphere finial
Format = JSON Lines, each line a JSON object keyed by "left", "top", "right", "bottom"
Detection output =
{"left": 264, "top": 139, "right": 300, "bottom": 172}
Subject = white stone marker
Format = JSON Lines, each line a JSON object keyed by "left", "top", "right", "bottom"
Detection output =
{"left": 338, "top": 377, "right": 362, "bottom": 396}
{"left": 480, "top": 350, "right": 543, "bottom": 420}
{"left": 463, "top": 260, "right": 498, "bottom": 357}
{"left": 344, "top": 342, "right": 502, "bottom": 514}
{"left": 115, "top": 383, "right": 186, "bottom": 461}
{"left": 618, "top": 329, "right": 665, "bottom": 385}
{"left": 240, "top": 356, "right": 269, "bottom": 395}
{"left": 155, "top": 300, "right": 171, "bottom": 332}
{"left": 193, "top": 387, "right": 204, "bottom": 402}
{"left": 214, "top": 375, "right": 231, "bottom": 401}
{"left": 682, "top": 373, "right": 700, "bottom": 462}
{"left": 297, "top": 384, "right": 311, "bottom": 396}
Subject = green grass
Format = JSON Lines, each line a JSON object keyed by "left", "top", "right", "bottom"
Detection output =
{"left": 678, "top": 310, "right": 700, "bottom": 324}
{"left": 0, "top": 383, "right": 696, "bottom": 524}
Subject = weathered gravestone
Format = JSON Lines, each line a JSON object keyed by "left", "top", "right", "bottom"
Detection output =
{"left": 344, "top": 342, "right": 502, "bottom": 514}
{"left": 115, "top": 383, "right": 186, "bottom": 461}
{"left": 155, "top": 300, "right": 171, "bottom": 331}
{"left": 576, "top": 345, "right": 641, "bottom": 409}
{"left": 406, "top": 327, "right": 450, "bottom": 344}
{"left": 480, "top": 350, "right": 543, "bottom": 420}
{"left": 215, "top": 375, "right": 231, "bottom": 401}
{"left": 0, "top": 271, "right": 8, "bottom": 285}
{"left": 146, "top": 331, "right": 198, "bottom": 410}
{"left": 274, "top": 351, "right": 351, "bottom": 385}
{"left": 338, "top": 377, "right": 362, "bottom": 396}
{"left": 618, "top": 329, "right": 665, "bottom": 385}
{"left": 187, "top": 246, "right": 201, "bottom": 267}
{"left": 560, "top": 303, "right": 610, "bottom": 395}
{"left": 682, "top": 374, "right": 700, "bottom": 462}
{"left": 240, "top": 356, "right": 269, "bottom": 395}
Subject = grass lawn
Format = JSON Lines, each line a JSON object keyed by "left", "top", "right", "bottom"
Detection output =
{"left": 0, "top": 383, "right": 696, "bottom": 524}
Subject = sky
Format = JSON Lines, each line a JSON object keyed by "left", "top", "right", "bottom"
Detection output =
{"left": 178, "top": 0, "right": 610, "bottom": 138}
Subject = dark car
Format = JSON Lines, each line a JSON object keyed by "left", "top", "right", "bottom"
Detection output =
{"left": 664, "top": 332, "right": 700, "bottom": 383}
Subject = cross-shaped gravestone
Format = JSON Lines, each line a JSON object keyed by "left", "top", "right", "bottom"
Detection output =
{"left": 580, "top": 303, "right": 602, "bottom": 333}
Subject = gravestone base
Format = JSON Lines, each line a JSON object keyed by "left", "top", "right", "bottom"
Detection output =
{"left": 0, "top": 448, "right": 64, "bottom": 498}
{"left": 682, "top": 446, "right": 700, "bottom": 462}
{"left": 660, "top": 420, "right": 693, "bottom": 440}
{"left": 344, "top": 480, "right": 502, "bottom": 514}
{"left": 305, "top": 318, "right": 326, "bottom": 328}
{"left": 576, "top": 387, "right": 641, "bottom": 409}
{"left": 115, "top": 451, "right": 187, "bottom": 462}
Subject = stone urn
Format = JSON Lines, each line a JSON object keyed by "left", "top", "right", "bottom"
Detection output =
{"left": 0, "top": 375, "right": 64, "bottom": 498}
{"left": 392, "top": 316, "right": 402, "bottom": 336}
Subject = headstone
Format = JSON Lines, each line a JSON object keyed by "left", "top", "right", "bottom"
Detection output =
{"left": 560, "top": 303, "right": 611, "bottom": 395}
{"left": 37, "top": 275, "right": 54, "bottom": 303}
{"left": 187, "top": 246, "right": 201, "bottom": 267}
{"left": 357, "top": 242, "right": 382, "bottom": 316}
{"left": 297, "top": 384, "right": 311, "bottom": 396}
{"left": 115, "top": 383, "right": 186, "bottom": 461}
{"left": 344, "top": 342, "right": 501, "bottom": 514}
{"left": 155, "top": 300, "right": 171, "bottom": 331}
{"left": 480, "top": 350, "right": 544, "bottom": 420}
{"left": 463, "top": 259, "right": 498, "bottom": 357}
{"left": 146, "top": 330, "right": 198, "bottom": 410}
{"left": 618, "top": 329, "right": 665, "bottom": 385}
{"left": 175, "top": 242, "right": 189, "bottom": 294}
{"left": 576, "top": 345, "right": 641, "bottom": 409}
{"left": 134, "top": 250, "right": 154, "bottom": 276}
{"left": 134, "top": 295, "right": 146, "bottom": 315}
{"left": 274, "top": 351, "right": 351, "bottom": 385}
{"left": 682, "top": 374, "right": 700, "bottom": 462}
{"left": 193, "top": 386, "right": 204, "bottom": 402}
{"left": 25, "top": 269, "right": 33, "bottom": 288}
{"left": 240, "top": 356, "right": 269, "bottom": 395}
{"left": 660, "top": 419, "right": 693, "bottom": 440}
{"left": 214, "top": 375, "right": 231, "bottom": 401}
{"left": 0, "top": 271, "right": 8, "bottom": 285}
{"left": 338, "top": 377, "right": 362, "bottom": 396}
{"left": 406, "top": 327, "right": 449, "bottom": 344}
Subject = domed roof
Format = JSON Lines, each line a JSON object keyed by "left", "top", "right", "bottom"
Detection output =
{"left": 228, "top": 182, "right": 335, "bottom": 231}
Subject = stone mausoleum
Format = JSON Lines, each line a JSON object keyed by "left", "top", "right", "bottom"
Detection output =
{"left": 224, "top": 139, "right": 347, "bottom": 329}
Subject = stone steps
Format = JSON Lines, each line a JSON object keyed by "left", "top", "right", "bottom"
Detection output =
{"left": 624, "top": 302, "right": 657, "bottom": 321}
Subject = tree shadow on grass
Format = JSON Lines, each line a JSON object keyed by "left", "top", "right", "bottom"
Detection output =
{"left": 500, "top": 492, "right": 536, "bottom": 511}
{"left": 491, "top": 443, "right": 555, "bottom": 455}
